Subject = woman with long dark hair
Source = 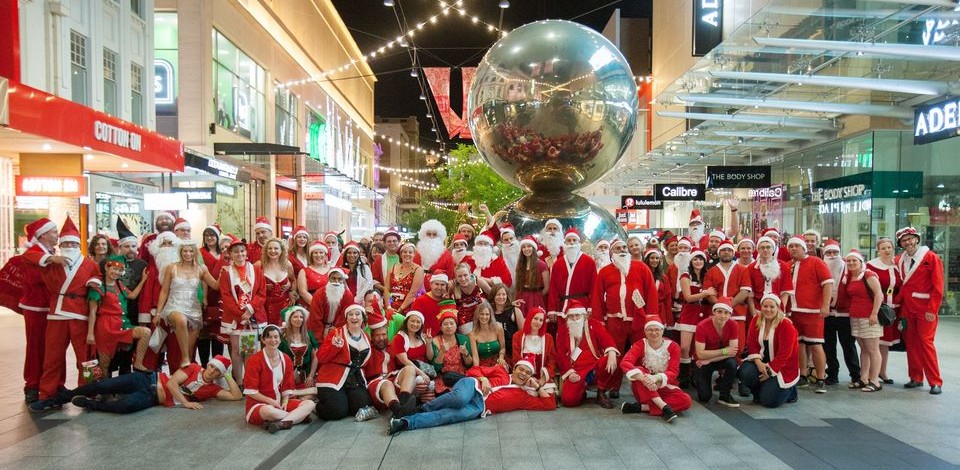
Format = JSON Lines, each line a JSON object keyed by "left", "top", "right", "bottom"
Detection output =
{"left": 514, "top": 236, "right": 549, "bottom": 312}
{"left": 676, "top": 249, "right": 715, "bottom": 387}
{"left": 643, "top": 248, "right": 672, "bottom": 329}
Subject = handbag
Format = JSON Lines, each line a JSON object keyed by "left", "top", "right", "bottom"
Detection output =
{"left": 239, "top": 320, "right": 262, "bottom": 359}
{"left": 864, "top": 275, "right": 896, "bottom": 327}
{"left": 148, "top": 322, "right": 168, "bottom": 352}
{"left": 81, "top": 347, "right": 104, "bottom": 382}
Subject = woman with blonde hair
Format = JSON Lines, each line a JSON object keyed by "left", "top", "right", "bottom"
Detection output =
{"left": 157, "top": 241, "right": 219, "bottom": 370}
{"left": 257, "top": 238, "right": 296, "bottom": 326}
{"left": 279, "top": 306, "right": 318, "bottom": 391}
{"left": 470, "top": 299, "right": 507, "bottom": 368}
{"left": 737, "top": 294, "right": 799, "bottom": 408}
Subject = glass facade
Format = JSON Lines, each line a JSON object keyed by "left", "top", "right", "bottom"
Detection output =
{"left": 212, "top": 30, "right": 266, "bottom": 142}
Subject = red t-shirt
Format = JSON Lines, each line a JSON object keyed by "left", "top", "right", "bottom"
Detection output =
{"left": 693, "top": 317, "right": 738, "bottom": 361}
{"left": 789, "top": 256, "right": 832, "bottom": 313}
{"left": 162, "top": 363, "right": 228, "bottom": 407}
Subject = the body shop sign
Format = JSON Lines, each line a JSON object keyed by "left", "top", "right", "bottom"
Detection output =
{"left": 706, "top": 165, "right": 771, "bottom": 188}
{"left": 914, "top": 97, "right": 960, "bottom": 145}
{"left": 813, "top": 173, "right": 872, "bottom": 214}
{"left": 693, "top": 0, "right": 723, "bottom": 56}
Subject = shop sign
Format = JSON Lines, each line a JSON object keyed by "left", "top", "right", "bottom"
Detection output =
{"left": 914, "top": 97, "right": 960, "bottom": 145}
{"left": 94, "top": 120, "right": 142, "bottom": 152}
{"left": 215, "top": 183, "right": 236, "bottom": 197}
{"left": 620, "top": 195, "right": 663, "bottom": 210}
{"left": 655, "top": 184, "right": 706, "bottom": 201}
{"left": 106, "top": 178, "right": 146, "bottom": 197}
{"left": 812, "top": 173, "right": 872, "bottom": 215}
{"left": 304, "top": 191, "right": 324, "bottom": 201}
{"left": 705, "top": 165, "right": 771, "bottom": 188}
{"left": 15, "top": 176, "right": 85, "bottom": 197}
{"left": 748, "top": 186, "right": 784, "bottom": 198}
{"left": 185, "top": 153, "right": 241, "bottom": 180}
{"left": 171, "top": 187, "right": 216, "bottom": 204}
{"left": 693, "top": 0, "right": 723, "bottom": 56}
{"left": 144, "top": 192, "right": 188, "bottom": 211}
{"left": 154, "top": 59, "right": 175, "bottom": 105}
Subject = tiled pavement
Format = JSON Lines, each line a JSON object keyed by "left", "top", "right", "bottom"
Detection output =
{"left": 0, "top": 308, "right": 957, "bottom": 470}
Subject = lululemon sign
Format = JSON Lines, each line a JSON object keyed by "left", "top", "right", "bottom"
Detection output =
{"left": 655, "top": 184, "right": 706, "bottom": 201}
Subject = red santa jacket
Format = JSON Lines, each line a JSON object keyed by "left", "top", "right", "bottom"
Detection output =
{"left": 362, "top": 346, "right": 397, "bottom": 382}
{"left": 511, "top": 331, "right": 556, "bottom": 378}
{"left": 409, "top": 293, "right": 444, "bottom": 334}
{"left": 555, "top": 318, "right": 617, "bottom": 380}
{"left": 466, "top": 365, "right": 556, "bottom": 415}
{"left": 243, "top": 349, "right": 295, "bottom": 412}
{"left": 788, "top": 256, "right": 833, "bottom": 314}
{"left": 199, "top": 247, "right": 220, "bottom": 269}
{"left": 654, "top": 278, "right": 673, "bottom": 326}
{"left": 414, "top": 250, "right": 456, "bottom": 280}
{"left": 371, "top": 253, "right": 398, "bottom": 285}
{"left": 23, "top": 253, "right": 101, "bottom": 321}
{"left": 896, "top": 247, "right": 944, "bottom": 316}
{"left": 547, "top": 253, "right": 596, "bottom": 314}
{"left": 743, "top": 259, "right": 794, "bottom": 307}
{"left": 246, "top": 242, "right": 264, "bottom": 266}
{"left": 307, "top": 286, "right": 355, "bottom": 338}
{"left": 18, "top": 244, "right": 53, "bottom": 313}
{"left": 315, "top": 325, "right": 371, "bottom": 389}
{"left": 744, "top": 317, "right": 800, "bottom": 388}
{"left": 219, "top": 262, "right": 267, "bottom": 328}
{"left": 703, "top": 262, "right": 748, "bottom": 319}
{"left": 591, "top": 261, "right": 659, "bottom": 330}
{"left": 463, "top": 255, "right": 513, "bottom": 288}
{"left": 666, "top": 263, "right": 682, "bottom": 312}
{"left": 620, "top": 338, "right": 682, "bottom": 389}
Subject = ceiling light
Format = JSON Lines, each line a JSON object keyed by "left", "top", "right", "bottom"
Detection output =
{"left": 737, "top": 137, "right": 744, "bottom": 144}
{"left": 937, "top": 183, "right": 945, "bottom": 188}
{"left": 41, "top": 143, "right": 52, "bottom": 151}
{"left": 384, "top": 0, "right": 394, "bottom": 6}
{"left": 420, "top": 94, "right": 427, "bottom": 100}
{"left": 410, "top": 68, "right": 418, "bottom": 77}
{"left": 499, "top": 0, "right": 510, "bottom": 8}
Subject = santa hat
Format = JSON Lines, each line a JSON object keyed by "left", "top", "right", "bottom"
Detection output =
{"left": 323, "top": 231, "right": 340, "bottom": 243}
{"left": 663, "top": 236, "right": 678, "bottom": 247}
{"left": 336, "top": 240, "right": 362, "bottom": 266}
{"left": 563, "top": 299, "right": 587, "bottom": 317}
{"left": 514, "top": 360, "right": 535, "bottom": 374}
{"left": 405, "top": 310, "right": 425, "bottom": 323}
{"left": 254, "top": 217, "right": 272, "bottom": 232}
{"left": 474, "top": 233, "right": 494, "bottom": 246}
{"left": 895, "top": 226, "right": 920, "bottom": 245}
{"left": 595, "top": 239, "right": 610, "bottom": 249}
{"left": 500, "top": 223, "right": 515, "bottom": 236}
{"left": 677, "top": 237, "right": 693, "bottom": 249}
{"left": 25, "top": 218, "right": 58, "bottom": 245}
{"left": 544, "top": 218, "right": 562, "bottom": 231}
{"left": 644, "top": 318, "right": 665, "bottom": 330}
{"left": 281, "top": 305, "right": 310, "bottom": 325}
{"left": 156, "top": 231, "right": 178, "bottom": 245}
{"left": 718, "top": 239, "right": 735, "bottom": 252}
{"left": 116, "top": 218, "right": 138, "bottom": 246}
{"left": 173, "top": 218, "right": 191, "bottom": 232}
{"left": 451, "top": 233, "right": 469, "bottom": 246}
{"left": 208, "top": 355, "right": 232, "bottom": 374}
{"left": 689, "top": 209, "right": 703, "bottom": 225}
{"left": 292, "top": 225, "right": 309, "bottom": 238}
{"left": 419, "top": 219, "right": 447, "bottom": 240}
{"left": 802, "top": 229, "right": 821, "bottom": 242}
{"left": 205, "top": 224, "right": 222, "bottom": 238}
{"left": 642, "top": 247, "right": 660, "bottom": 259}
{"left": 564, "top": 227, "right": 581, "bottom": 242}
{"left": 343, "top": 303, "right": 366, "bottom": 322}
{"left": 610, "top": 238, "right": 627, "bottom": 250}
{"left": 709, "top": 229, "right": 726, "bottom": 240}
{"left": 309, "top": 241, "right": 328, "bottom": 254}
{"left": 712, "top": 297, "right": 734, "bottom": 313}
{"left": 737, "top": 238, "right": 755, "bottom": 248}
{"left": 523, "top": 307, "right": 548, "bottom": 334}
{"left": 756, "top": 236, "right": 776, "bottom": 249}
{"left": 844, "top": 249, "right": 865, "bottom": 264}
{"left": 822, "top": 239, "right": 841, "bottom": 254}
{"left": 58, "top": 216, "right": 81, "bottom": 245}
{"left": 155, "top": 211, "right": 175, "bottom": 223}
{"left": 786, "top": 236, "right": 805, "bottom": 247}
{"left": 328, "top": 267, "right": 346, "bottom": 279}
{"left": 457, "top": 223, "right": 474, "bottom": 234}
{"left": 762, "top": 227, "right": 780, "bottom": 238}
{"left": 399, "top": 242, "right": 416, "bottom": 253}
{"left": 519, "top": 235, "right": 542, "bottom": 256}
{"left": 367, "top": 303, "right": 387, "bottom": 330}
{"left": 437, "top": 307, "right": 459, "bottom": 326}
{"left": 383, "top": 227, "right": 401, "bottom": 241}
{"left": 760, "top": 293, "right": 781, "bottom": 306}
{"left": 690, "top": 248, "right": 707, "bottom": 260}
{"left": 428, "top": 272, "right": 449, "bottom": 285}
{"left": 225, "top": 234, "right": 244, "bottom": 250}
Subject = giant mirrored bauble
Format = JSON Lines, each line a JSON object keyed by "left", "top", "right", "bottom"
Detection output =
{"left": 500, "top": 194, "right": 626, "bottom": 247}
{"left": 467, "top": 20, "right": 638, "bottom": 194}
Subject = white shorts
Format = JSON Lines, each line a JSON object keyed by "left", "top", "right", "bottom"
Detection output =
{"left": 850, "top": 318, "right": 882, "bottom": 339}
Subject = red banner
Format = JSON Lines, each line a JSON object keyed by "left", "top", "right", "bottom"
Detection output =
{"left": 423, "top": 67, "right": 474, "bottom": 139}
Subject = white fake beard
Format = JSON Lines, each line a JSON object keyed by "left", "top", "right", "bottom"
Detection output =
{"left": 563, "top": 243, "right": 581, "bottom": 264}
{"left": 326, "top": 282, "right": 346, "bottom": 321}
{"left": 567, "top": 318, "right": 584, "bottom": 343}
{"left": 501, "top": 242, "right": 521, "bottom": 272}
{"left": 153, "top": 246, "right": 180, "bottom": 276}
{"left": 452, "top": 248, "right": 468, "bottom": 264}
{"left": 689, "top": 225, "right": 705, "bottom": 243}
{"left": 758, "top": 259, "right": 781, "bottom": 280}
{"left": 541, "top": 231, "right": 562, "bottom": 257}
{"left": 612, "top": 253, "right": 631, "bottom": 276}
{"left": 673, "top": 251, "right": 692, "bottom": 277}
{"left": 473, "top": 245, "right": 495, "bottom": 269}
{"left": 595, "top": 249, "right": 611, "bottom": 268}
{"left": 825, "top": 255, "right": 845, "bottom": 282}
{"left": 328, "top": 247, "right": 340, "bottom": 267}
{"left": 61, "top": 247, "right": 82, "bottom": 266}
{"left": 417, "top": 237, "right": 446, "bottom": 268}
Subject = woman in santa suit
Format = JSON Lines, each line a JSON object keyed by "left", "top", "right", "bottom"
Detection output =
{"left": 287, "top": 225, "right": 311, "bottom": 277}
{"left": 338, "top": 241, "right": 374, "bottom": 304}
{"left": 243, "top": 325, "right": 316, "bottom": 433}
{"left": 257, "top": 238, "right": 296, "bottom": 326}
{"left": 314, "top": 304, "right": 374, "bottom": 420}
{"left": 677, "top": 249, "right": 716, "bottom": 386}
{"left": 297, "top": 241, "right": 331, "bottom": 308}
{"left": 199, "top": 225, "right": 222, "bottom": 268}
{"left": 643, "top": 248, "right": 672, "bottom": 329}
{"left": 737, "top": 294, "right": 799, "bottom": 408}
{"left": 865, "top": 237, "right": 902, "bottom": 385}
{"left": 510, "top": 307, "right": 556, "bottom": 394}
{"left": 197, "top": 227, "right": 225, "bottom": 367}
{"left": 219, "top": 239, "right": 267, "bottom": 383}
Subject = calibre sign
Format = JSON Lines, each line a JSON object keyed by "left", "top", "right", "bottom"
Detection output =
{"left": 655, "top": 184, "right": 706, "bottom": 201}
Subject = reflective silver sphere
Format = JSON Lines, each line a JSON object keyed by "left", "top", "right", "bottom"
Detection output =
{"left": 468, "top": 20, "right": 638, "bottom": 194}
{"left": 500, "top": 194, "right": 626, "bottom": 248}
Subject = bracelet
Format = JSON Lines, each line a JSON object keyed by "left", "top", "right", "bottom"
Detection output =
{"left": 721, "top": 347, "right": 728, "bottom": 356}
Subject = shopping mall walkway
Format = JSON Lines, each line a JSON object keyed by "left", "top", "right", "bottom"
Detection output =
{"left": 0, "top": 308, "right": 956, "bottom": 470}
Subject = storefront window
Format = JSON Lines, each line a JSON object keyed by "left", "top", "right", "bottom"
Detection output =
{"left": 70, "top": 30, "right": 89, "bottom": 106}
{"left": 131, "top": 63, "right": 144, "bottom": 125}
{"left": 212, "top": 30, "right": 266, "bottom": 142}
{"left": 275, "top": 88, "right": 299, "bottom": 146}
{"left": 154, "top": 13, "right": 178, "bottom": 121}
{"left": 305, "top": 111, "right": 327, "bottom": 163}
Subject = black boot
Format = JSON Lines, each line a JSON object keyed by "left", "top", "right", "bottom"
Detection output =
{"left": 679, "top": 363, "right": 692, "bottom": 389}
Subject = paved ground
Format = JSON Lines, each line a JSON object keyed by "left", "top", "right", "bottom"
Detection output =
{"left": 0, "top": 308, "right": 957, "bottom": 470}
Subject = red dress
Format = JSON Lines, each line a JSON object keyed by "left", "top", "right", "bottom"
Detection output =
{"left": 516, "top": 259, "right": 547, "bottom": 312}
{"left": 389, "top": 332, "right": 427, "bottom": 369}
{"left": 265, "top": 274, "right": 292, "bottom": 326}
{"left": 388, "top": 269, "right": 415, "bottom": 311}
{"left": 676, "top": 272, "right": 709, "bottom": 332}
{"left": 299, "top": 267, "right": 328, "bottom": 308}
{"left": 866, "top": 259, "right": 902, "bottom": 347}
{"left": 91, "top": 282, "right": 135, "bottom": 357}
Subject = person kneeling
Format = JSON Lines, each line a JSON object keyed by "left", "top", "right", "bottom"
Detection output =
{"left": 737, "top": 294, "right": 799, "bottom": 408}
{"left": 693, "top": 298, "right": 740, "bottom": 408}
{"left": 388, "top": 361, "right": 555, "bottom": 435}
{"left": 619, "top": 318, "right": 692, "bottom": 422}
{"left": 32, "top": 355, "right": 241, "bottom": 413}
{"left": 244, "top": 325, "right": 316, "bottom": 433}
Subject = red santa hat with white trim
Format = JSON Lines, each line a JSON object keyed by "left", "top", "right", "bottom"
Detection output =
{"left": 451, "top": 233, "right": 469, "bottom": 246}
{"left": 208, "top": 355, "right": 232, "bottom": 374}
{"left": 544, "top": 218, "right": 562, "bottom": 231}
{"left": 563, "top": 299, "right": 588, "bottom": 317}
{"left": 24, "top": 217, "right": 58, "bottom": 247}
{"left": 336, "top": 240, "right": 362, "bottom": 266}
{"left": 689, "top": 209, "right": 703, "bottom": 225}
{"left": 642, "top": 247, "right": 660, "bottom": 259}
{"left": 677, "top": 237, "right": 694, "bottom": 249}
{"left": 254, "top": 217, "right": 272, "bottom": 232}
{"left": 844, "top": 249, "right": 865, "bottom": 264}
{"left": 225, "top": 233, "right": 244, "bottom": 251}
{"left": 292, "top": 225, "right": 309, "bottom": 238}
{"left": 205, "top": 224, "right": 222, "bottom": 238}
{"left": 712, "top": 297, "right": 734, "bottom": 313}
{"left": 58, "top": 216, "right": 81, "bottom": 245}
{"left": 563, "top": 227, "right": 581, "bottom": 242}
{"left": 895, "top": 226, "right": 920, "bottom": 246}
{"left": 519, "top": 235, "right": 542, "bottom": 256}
{"left": 308, "top": 240, "right": 328, "bottom": 255}
{"left": 383, "top": 226, "right": 401, "bottom": 241}
{"left": 595, "top": 239, "right": 610, "bottom": 249}
{"left": 474, "top": 233, "right": 494, "bottom": 245}
{"left": 761, "top": 227, "right": 781, "bottom": 239}
{"left": 366, "top": 302, "right": 387, "bottom": 330}
{"left": 822, "top": 239, "right": 841, "bottom": 254}
{"left": 736, "top": 237, "right": 755, "bottom": 249}
{"left": 174, "top": 217, "right": 191, "bottom": 232}
{"left": 786, "top": 236, "right": 806, "bottom": 248}
{"left": 709, "top": 229, "right": 726, "bottom": 241}
{"left": 499, "top": 223, "right": 515, "bottom": 237}
{"left": 718, "top": 239, "right": 735, "bottom": 252}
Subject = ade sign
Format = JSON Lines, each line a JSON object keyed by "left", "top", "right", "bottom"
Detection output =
{"left": 914, "top": 97, "right": 960, "bottom": 145}
{"left": 693, "top": 0, "right": 723, "bottom": 56}
{"left": 655, "top": 184, "right": 706, "bottom": 201}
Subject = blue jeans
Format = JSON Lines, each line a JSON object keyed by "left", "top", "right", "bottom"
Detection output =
{"left": 738, "top": 362, "right": 797, "bottom": 408}
{"left": 405, "top": 378, "right": 483, "bottom": 430}
{"left": 69, "top": 371, "right": 160, "bottom": 414}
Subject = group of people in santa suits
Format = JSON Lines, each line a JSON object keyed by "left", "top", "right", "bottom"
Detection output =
{"left": 10, "top": 202, "right": 945, "bottom": 433}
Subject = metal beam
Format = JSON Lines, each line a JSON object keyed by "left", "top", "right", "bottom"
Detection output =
{"left": 753, "top": 37, "right": 960, "bottom": 62}
{"left": 657, "top": 111, "right": 840, "bottom": 130}
{"left": 708, "top": 71, "right": 949, "bottom": 96}
{"left": 711, "top": 130, "right": 829, "bottom": 140}
{"left": 675, "top": 93, "right": 913, "bottom": 119}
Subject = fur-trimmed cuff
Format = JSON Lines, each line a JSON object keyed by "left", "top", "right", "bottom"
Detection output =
{"left": 603, "top": 347, "right": 619, "bottom": 356}
{"left": 561, "top": 369, "right": 576, "bottom": 381}
{"left": 625, "top": 368, "right": 643, "bottom": 380}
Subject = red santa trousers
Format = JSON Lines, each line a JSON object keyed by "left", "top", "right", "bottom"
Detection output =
{"left": 560, "top": 356, "right": 618, "bottom": 407}
{"left": 605, "top": 318, "right": 642, "bottom": 391}
{"left": 903, "top": 312, "right": 942, "bottom": 386}
{"left": 39, "top": 319, "right": 89, "bottom": 399}
{"left": 23, "top": 313, "right": 47, "bottom": 390}
{"left": 629, "top": 382, "right": 692, "bottom": 416}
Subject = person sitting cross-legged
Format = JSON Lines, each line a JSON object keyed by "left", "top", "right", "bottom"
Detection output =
{"left": 619, "top": 318, "right": 692, "bottom": 423}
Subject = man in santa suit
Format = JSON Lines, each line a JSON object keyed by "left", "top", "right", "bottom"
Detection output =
{"left": 308, "top": 268, "right": 354, "bottom": 339}
{"left": 687, "top": 209, "right": 709, "bottom": 251}
{"left": 761, "top": 227, "right": 792, "bottom": 263}
{"left": 371, "top": 227, "right": 401, "bottom": 290}
{"left": 219, "top": 239, "right": 267, "bottom": 382}
{"left": 173, "top": 217, "right": 191, "bottom": 240}
{"left": 498, "top": 224, "right": 521, "bottom": 282}
{"left": 449, "top": 233, "right": 471, "bottom": 268}
{"left": 137, "top": 211, "right": 176, "bottom": 263}
{"left": 414, "top": 219, "right": 455, "bottom": 279}
{"left": 743, "top": 236, "right": 793, "bottom": 315}
{"left": 246, "top": 217, "right": 273, "bottom": 264}
{"left": 140, "top": 231, "right": 179, "bottom": 325}
{"left": 538, "top": 218, "right": 564, "bottom": 268}
{"left": 409, "top": 273, "right": 450, "bottom": 335}
{"left": 785, "top": 236, "right": 833, "bottom": 394}
{"left": 136, "top": 213, "right": 175, "bottom": 323}
{"left": 895, "top": 227, "right": 944, "bottom": 394}
{"left": 555, "top": 300, "right": 619, "bottom": 408}
{"left": 323, "top": 231, "right": 342, "bottom": 269}
{"left": 594, "top": 239, "right": 611, "bottom": 270}
{"left": 619, "top": 318, "right": 692, "bottom": 422}
{"left": 703, "top": 240, "right": 750, "bottom": 345}
{"left": 547, "top": 228, "right": 596, "bottom": 323}
{"left": 822, "top": 240, "right": 860, "bottom": 386}
{"left": 363, "top": 312, "right": 419, "bottom": 419}
{"left": 464, "top": 234, "right": 513, "bottom": 291}
{"left": 705, "top": 229, "right": 726, "bottom": 267}
{"left": 387, "top": 360, "right": 555, "bottom": 435}
{"left": 14, "top": 218, "right": 58, "bottom": 403}
{"left": 22, "top": 216, "right": 102, "bottom": 404}
{"left": 736, "top": 238, "right": 755, "bottom": 267}
{"left": 591, "top": 238, "right": 659, "bottom": 398}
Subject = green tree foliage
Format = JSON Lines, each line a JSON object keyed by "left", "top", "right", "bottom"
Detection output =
{"left": 401, "top": 143, "right": 524, "bottom": 238}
